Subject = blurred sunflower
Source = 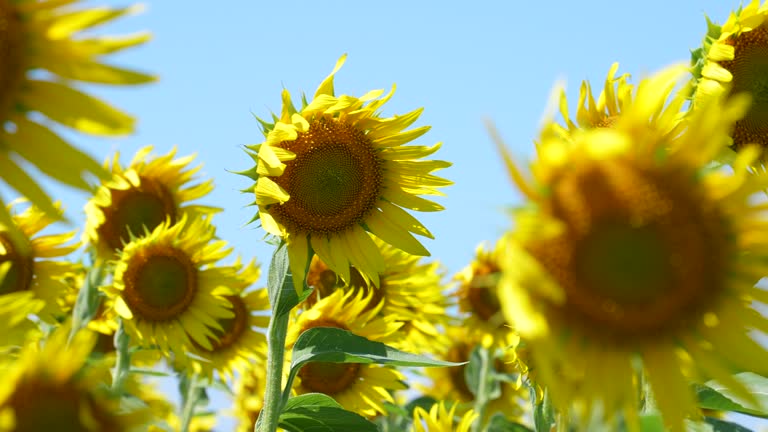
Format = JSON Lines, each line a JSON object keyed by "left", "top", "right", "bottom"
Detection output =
{"left": 105, "top": 216, "right": 238, "bottom": 356}
{"left": 411, "top": 402, "right": 477, "bottom": 432}
{"left": 241, "top": 54, "right": 451, "bottom": 288}
{"left": 494, "top": 65, "right": 768, "bottom": 430}
{"left": 0, "top": 328, "right": 149, "bottom": 431}
{"left": 557, "top": 63, "right": 634, "bottom": 131}
{"left": 425, "top": 326, "right": 525, "bottom": 420}
{"left": 0, "top": 291, "right": 42, "bottom": 350}
{"left": 455, "top": 240, "right": 511, "bottom": 346}
{"left": 0, "top": 201, "right": 79, "bottom": 322}
{"left": 184, "top": 259, "right": 270, "bottom": 380}
{"left": 302, "top": 237, "right": 451, "bottom": 354}
{"left": 287, "top": 289, "right": 406, "bottom": 416}
{"left": 0, "top": 0, "right": 153, "bottom": 221}
{"left": 85, "top": 146, "right": 217, "bottom": 258}
{"left": 691, "top": 0, "right": 768, "bottom": 154}
{"left": 232, "top": 362, "right": 266, "bottom": 432}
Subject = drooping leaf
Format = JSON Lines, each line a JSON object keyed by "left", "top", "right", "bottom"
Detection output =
{"left": 702, "top": 373, "right": 768, "bottom": 419}
{"left": 278, "top": 393, "right": 378, "bottom": 432}
{"left": 486, "top": 414, "right": 535, "bottom": 432}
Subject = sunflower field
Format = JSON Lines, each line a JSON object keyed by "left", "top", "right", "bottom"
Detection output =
{"left": 2, "top": 0, "right": 768, "bottom": 431}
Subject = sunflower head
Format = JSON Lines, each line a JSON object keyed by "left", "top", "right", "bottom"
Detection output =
{"left": 0, "top": 201, "right": 80, "bottom": 322}
{"left": 85, "top": 146, "right": 218, "bottom": 259}
{"left": 0, "top": 0, "right": 153, "bottom": 220}
{"left": 691, "top": 0, "right": 768, "bottom": 156}
{"left": 105, "top": 216, "right": 238, "bottom": 356}
{"left": 0, "top": 328, "right": 149, "bottom": 431}
{"left": 494, "top": 65, "right": 768, "bottom": 430}
{"left": 240, "top": 55, "right": 450, "bottom": 289}
{"left": 411, "top": 402, "right": 478, "bottom": 432}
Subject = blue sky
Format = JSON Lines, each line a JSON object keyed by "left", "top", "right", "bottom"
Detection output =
{"left": 34, "top": 0, "right": 765, "bottom": 429}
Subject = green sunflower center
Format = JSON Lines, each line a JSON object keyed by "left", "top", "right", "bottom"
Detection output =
{"left": 9, "top": 378, "right": 120, "bottom": 432}
{"left": 298, "top": 362, "right": 361, "bottom": 395}
{"left": 204, "top": 295, "right": 248, "bottom": 352}
{"left": 98, "top": 176, "right": 176, "bottom": 252}
{"left": 0, "top": 232, "right": 33, "bottom": 295}
{"left": 722, "top": 23, "right": 768, "bottom": 149}
{"left": 0, "top": 0, "right": 25, "bottom": 119}
{"left": 121, "top": 245, "right": 197, "bottom": 321}
{"left": 527, "top": 158, "right": 730, "bottom": 342}
{"left": 271, "top": 119, "right": 382, "bottom": 234}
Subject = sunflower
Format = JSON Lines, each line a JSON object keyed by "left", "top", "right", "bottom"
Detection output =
{"left": 424, "top": 326, "right": 525, "bottom": 420}
{"left": 241, "top": 54, "right": 451, "bottom": 288}
{"left": 455, "top": 240, "right": 512, "bottom": 346}
{"left": 84, "top": 146, "right": 218, "bottom": 259}
{"left": 104, "top": 216, "right": 239, "bottom": 356}
{"left": 182, "top": 258, "right": 270, "bottom": 380}
{"left": 494, "top": 65, "right": 768, "bottom": 431}
{"left": 411, "top": 402, "right": 478, "bottom": 432}
{"left": 0, "top": 201, "right": 80, "bottom": 322}
{"left": 287, "top": 289, "right": 406, "bottom": 416}
{"left": 0, "top": 291, "right": 42, "bottom": 350}
{"left": 691, "top": 0, "right": 768, "bottom": 154}
{"left": 302, "top": 236, "right": 451, "bottom": 355}
{"left": 232, "top": 362, "right": 266, "bottom": 432}
{"left": 557, "top": 63, "right": 634, "bottom": 131}
{"left": 0, "top": 0, "right": 153, "bottom": 221}
{"left": 0, "top": 328, "right": 150, "bottom": 431}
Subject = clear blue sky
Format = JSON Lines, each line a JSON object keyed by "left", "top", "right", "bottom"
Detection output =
{"left": 34, "top": 0, "right": 766, "bottom": 430}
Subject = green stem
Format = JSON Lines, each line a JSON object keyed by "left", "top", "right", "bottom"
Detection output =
{"left": 180, "top": 374, "right": 201, "bottom": 432}
{"left": 256, "top": 310, "right": 291, "bottom": 432}
{"left": 111, "top": 320, "right": 131, "bottom": 392}
{"left": 471, "top": 347, "right": 491, "bottom": 432}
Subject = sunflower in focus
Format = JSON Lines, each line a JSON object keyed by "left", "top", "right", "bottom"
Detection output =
{"left": 302, "top": 237, "right": 451, "bottom": 354}
{"left": 456, "top": 240, "right": 511, "bottom": 346}
{"left": 183, "top": 259, "right": 270, "bottom": 380}
{"left": 411, "top": 402, "right": 477, "bottom": 432}
{"left": 0, "top": 201, "right": 80, "bottom": 322}
{"left": 691, "top": 0, "right": 768, "bottom": 155}
{"left": 557, "top": 63, "right": 633, "bottom": 131}
{"left": 494, "top": 65, "right": 768, "bottom": 430}
{"left": 104, "top": 216, "right": 239, "bottom": 356}
{"left": 232, "top": 362, "right": 266, "bottom": 432}
{"left": 0, "top": 0, "right": 153, "bottom": 221}
{"left": 84, "top": 146, "right": 217, "bottom": 259}
{"left": 0, "top": 328, "right": 149, "bottom": 431}
{"left": 242, "top": 55, "right": 451, "bottom": 288}
{"left": 287, "top": 289, "right": 406, "bottom": 416}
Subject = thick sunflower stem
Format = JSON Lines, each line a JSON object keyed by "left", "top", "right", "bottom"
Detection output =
{"left": 256, "top": 311, "right": 290, "bottom": 432}
{"left": 179, "top": 373, "right": 206, "bottom": 432}
{"left": 111, "top": 320, "right": 131, "bottom": 393}
{"left": 471, "top": 347, "right": 492, "bottom": 432}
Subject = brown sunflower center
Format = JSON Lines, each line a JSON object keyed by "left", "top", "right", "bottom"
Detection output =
{"left": 526, "top": 158, "right": 729, "bottom": 342}
{"left": 203, "top": 295, "right": 249, "bottom": 352}
{"left": 0, "top": 232, "right": 33, "bottom": 295}
{"left": 722, "top": 23, "right": 768, "bottom": 150}
{"left": 270, "top": 118, "right": 382, "bottom": 234}
{"left": 121, "top": 245, "right": 197, "bottom": 321}
{"left": 297, "top": 318, "right": 362, "bottom": 395}
{"left": 97, "top": 176, "right": 177, "bottom": 252}
{"left": 0, "top": 0, "right": 25, "bottom": 120}
{"left": 298, "top": 362, "right": 361, "bottom": 396}
{"left": 7, "top": 377, "right": 120, "bottom": 432}
{"left": 466, "top": 262, "right": 502, "bottom": 324}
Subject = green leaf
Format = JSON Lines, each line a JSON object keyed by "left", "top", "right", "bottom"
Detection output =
{"left": 266, "top": 242, "right": 313, "bottom": 317}
{"left": 465, "top": 346, "right": 501, "bottom": 400}
{"left": 703, "top": 373, "right": 768, "bottom": 419}
{"left": 70, "top": 261, "right": 107, "bottom": 336}
{"left": 486, "top": 414, "right": 534, "bottom": 432}
{"left": 284, "top": 327, "right": 462, "bottom": 403}
{"left": 531, "top": 387, "right": 555, "bottom": 432}
{"left": 703, "top": 417, "right": 753, "bottom": 432}
{"left": 278, "top": 393, "right": 378, "bottom": 432}
{"left": 638, "top": 414, "right": 666, "bottom": 432}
